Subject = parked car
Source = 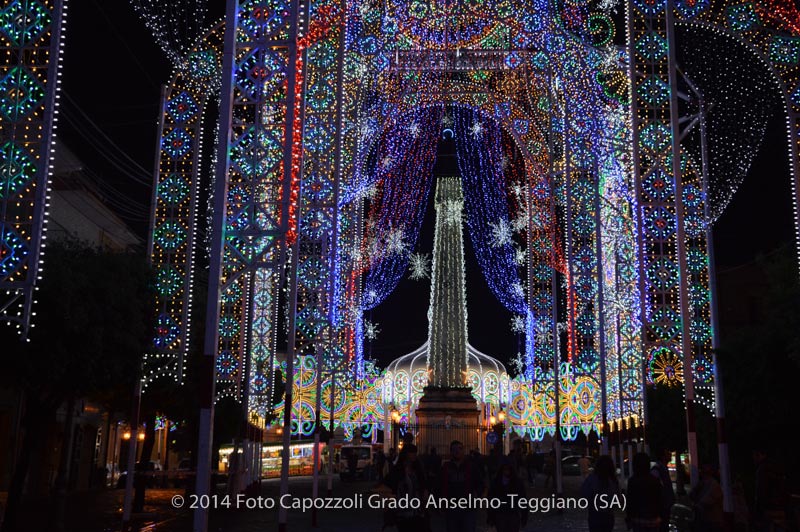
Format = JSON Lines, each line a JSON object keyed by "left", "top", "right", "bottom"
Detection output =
{"left": 561, "top": 455, "right": 593, "bottom": 476}
{"left": 616, "top": 458, "right": 657, "bottom": 478}
{"left": 339, "top": 445, "right": 373, "bottom": 480}
{"left": 171, "top": 458, "right": 194, "bottom": 487}
{"left": 116, "top": 461, "right": 162, "bottom": 488}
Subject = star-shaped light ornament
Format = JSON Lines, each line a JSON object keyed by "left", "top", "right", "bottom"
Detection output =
{"left": 470, "top": 121, "right": 484, "bottom": 138}
{"left": 364, "top": 320, "right": 381, "bottom": 341}
{"left": 514, "top": 246, "right": 527, "bottom": 266}
{"left": 510, "top": 352, "right": 527, "bottom": 376}
{"left": 408, "top": 252, "right": 431, "bottom": 280}
{"left": 511, "top": 212, "right": 528, "bottom": 233}
{"left": 489, "top": 219, "right": 513, "bottom": 247}
{"left": 386, "top": 227, "right": 407, "bottom": 255}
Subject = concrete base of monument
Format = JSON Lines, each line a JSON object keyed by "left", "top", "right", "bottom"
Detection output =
{"left": 414, "top": 386, "right": 483, "bottom": 456}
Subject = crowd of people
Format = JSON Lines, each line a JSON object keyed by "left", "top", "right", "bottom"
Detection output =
{"left": 366, "top": 437, "right": 791, "bottom": 532}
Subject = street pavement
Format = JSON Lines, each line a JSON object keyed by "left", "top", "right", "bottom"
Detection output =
{"left": 197, "top": 473, "right": 628, "bottom": 532}
{"left": 1, "top": 472, "right": 628, "bottom": 531}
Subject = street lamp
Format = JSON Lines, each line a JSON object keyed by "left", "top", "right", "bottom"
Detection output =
{"left": 498, "top": 410, "right": 506, "bottom": 422}
{"left": 390, "top": 407, "right": 401, "bottom": 449}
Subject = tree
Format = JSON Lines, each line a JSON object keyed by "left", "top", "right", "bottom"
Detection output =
{"left": 0, "top": 239, "right": 152, "bottom": 532}
{"left": 716, "top": 247, "right": 800, "bottom": 494}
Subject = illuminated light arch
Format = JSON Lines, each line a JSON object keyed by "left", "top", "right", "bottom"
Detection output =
{"left": 628, "top": 0, "right": 800, "bottom": 431}
{"left": 140, "top": 0, "right": 800, "bottom": 447}
{"left": 674, "top": 14, "right": 800, "bottom": 269}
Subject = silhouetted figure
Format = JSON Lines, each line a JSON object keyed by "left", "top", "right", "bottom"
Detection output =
{"left": 581, "top": 455, "right": 620, "bottom": 532}
{"left": 650, "top": 449, "right": 675, "bottom": 532}
{"left": 133, "top": 462, "right": 146, "bottom": 513}
{"left": 441, "top": 440, "right": 484, "bottom": 532}
{"left": 383, "top": 444, "right": 429, "bottom": 532}
{"left": 543, "top": 449, "right": 556, "bottom": 489}
{"left": 347, "top": 450, "right": 358, "bottom": 481}
{"left": 752, "top": 447, "right": 788, "bottom": 532}
{"left": 690, "top": 464, "right": 723, "bottom": 532}
{"left": 626, "top": 452, "right": 663, "bottom": 532}
{"left": 525, "top": 449, "right": 536, "bottom": 485}
{"left": 487, "top": 460, "right": 528, "bottom": 532}
{"left": 423, "top": 446, "right": 441, "bottom": 496}
{"left": 508, "top": 439, "right": 526, "bottom": 484}
{"left": 375, "top": 449, "right": 387, "bottom": 481}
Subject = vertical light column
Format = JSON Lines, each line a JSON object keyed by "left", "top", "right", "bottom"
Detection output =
{"left": 146, "top": 48, "right": 220, "bottom": 384}
{"left": 196, "top": 1, "right": 300, "bottom": 531}
{"left": 427, "top": 177, "right": 468, "bottom": 388}
{"left": 0, "top": 0, "right": 66, "bottom": 336}
{"left": 215, "top": 0, "right": 300, "bottom": 402}
{"left": 627, "top": 0, "right": 698, "bottom": 476}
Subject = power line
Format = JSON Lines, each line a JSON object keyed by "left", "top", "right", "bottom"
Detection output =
{"left": 61, "top": 94, "right": 155, "bottom": 187}
{"left": 62, "top": 93, "right": 153, "bottom": 174}
{"left": 88, "top": 0, "right": 161, "bottom": 90}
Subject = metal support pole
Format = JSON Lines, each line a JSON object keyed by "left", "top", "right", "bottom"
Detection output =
{"left": 552, "top": 272, "right": 563, "bottom": 498}
{"left": 324, "top": 0, "right": 347, "bottom": 499}
{"left": 625, "top": 0, "right": 650, "bottom": 433}
{"left": 193, "top": 2, "right": 239, "bottom": 531}
{"left": 548, "top": 68, "right": 564, "bottom": 500}
{"left": 278, "top": 238, "right": 302, "bottom": 532}
{"left": 594, "top": 160, "right": 610, "bottom": 457}
{"left": 327, "top": 373, "right": 336, "bottom": 496}
{"left": 277, "top": 0, "right": 304, "bottom": 529}
{"left": 627, "top": 438, "right": 634, "bottom": 479}
{"left": 122, "top": 380, "right": 141, "bottom": 529}
{"left": 666, "top": 0, "right": 699, "bottom": 487}
{"left": 712, "top": 351, "right": 733, "bottom": 527}
{"left": 699, "top": 99, "right": 734, "bottom": 528}
{"left": 312, "top": 345, "right": 323, "bottom": 527}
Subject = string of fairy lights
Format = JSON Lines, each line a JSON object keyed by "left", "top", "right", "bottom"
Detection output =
{"left": 455, "top": 107, "right": 527, "bottom": 316}
{"left": 128, "top": 0, "right": 209, "bottom": 67}
{"left": 0, "top": 0, "right": 68, "bottom": 338}
{"left": 99, "top": 0, "right": 800, "bottom": 443}
{"left": 1, "top": 0, "right": 798, "bottom": 462}
{"left": 361, "top": 108, "right": 441, "bottom": 311}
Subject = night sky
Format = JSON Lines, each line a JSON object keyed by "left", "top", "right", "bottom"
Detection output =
{"left": 60, "top": 3, "right": 795, "bottom": 370}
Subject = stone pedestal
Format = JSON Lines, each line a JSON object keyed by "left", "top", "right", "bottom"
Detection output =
{"left": 414, "top": 386, "right": 482, "bottom": 457}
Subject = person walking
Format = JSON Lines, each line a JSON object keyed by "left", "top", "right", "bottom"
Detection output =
{"left": 543, "top": 449, "right": 556, "bottom": 489}
{"left": 525, "top": 449, "right": 537, "bottom": 486}
{"left": 626, "top": 452, "right": 663, "bottom": 532}
{"left": 509, "top": 439, "right": 527, "bottom": 485}
{"left": 731, "top": 477, "right": 749, "bottom": 532}
{"left": 689, "top": 464, "right": 724, "bottom": 532}
{"left": 347, "top": 449, "right": 358, "bottom": 481}
{"left": 752, "top": 447, "right": 788, "bottom": 532}
{"left": 650, "top": 449, "right": 676, "bottom": 532}
{"left": 487, "top": 460, "right": 528, "bottom": 532}
{"left": 423, "top": 446, "right": 442, "bottom": 496}
{"left": 375, "top": 449, "right": 387, "bottom": 482}
{"left": 578, "top": 455, "right": 592, "bottom": 479}
{"left": 382, "top": 444, "right": 429, "bottom": 532}
{"left": 580, "top": 455, "right": 620, "bottom": 532}
{"left": 441, "top": 440, "right": 485, "bottom": 532}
